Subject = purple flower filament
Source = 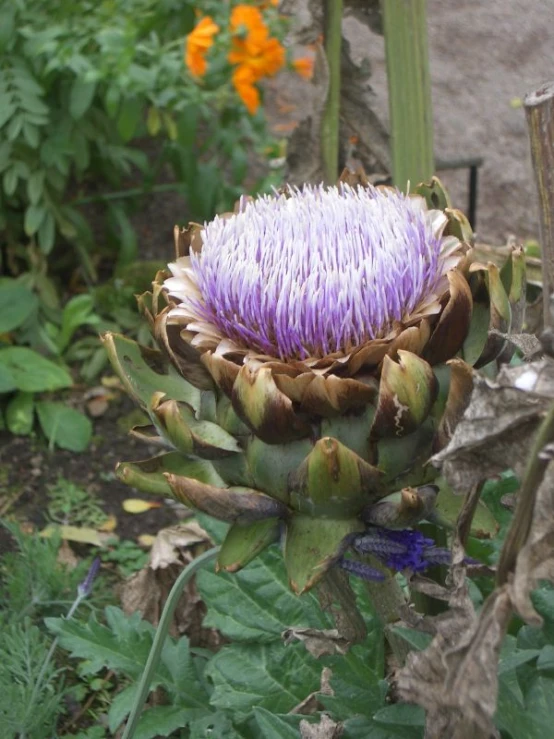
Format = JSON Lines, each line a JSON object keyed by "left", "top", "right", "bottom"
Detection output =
{"left": 184, "top": 184, "right": 447, "bottom": 360}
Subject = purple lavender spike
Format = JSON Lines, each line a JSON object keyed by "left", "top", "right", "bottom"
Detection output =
{"left": 339, "top": 558, "right": 387, "bottom": 582}
{"left": 166, "top": 183, "right": 456, "bottom": 361}
{"left": 77, "top": 557, "right": 101, "bottom": 598}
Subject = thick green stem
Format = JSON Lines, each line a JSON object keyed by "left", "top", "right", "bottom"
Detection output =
{"left": 320, "top": 0, "right": 343, "bottom": 183}
{"left": 318, "top": 568, "right": 367, "bottom": 644}
{"left": 382, "top": 0, "right": 434, "bottom": 190}
{"left": 362, "top": 557, "right": 412, "bottom": 665}
{"left": 122, "top": 546, "right": 220, "bottom": 739}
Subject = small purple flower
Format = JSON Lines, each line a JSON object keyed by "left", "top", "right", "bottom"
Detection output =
{"left": 78, "top": 557, "right": 101, "bottom": 598}
{"left": 165, "top": 184, "right": 461, "bottom": 361}
{"left": 341, "top": 526, "right": 457, "bottom": 580}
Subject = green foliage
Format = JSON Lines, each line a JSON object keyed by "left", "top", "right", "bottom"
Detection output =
{"left": 101, "top": 540, "right": 149, "bottom": 579}
{"left": 0, "top": 521, "right": 107, "bottom": 738}
{"left": 0, "top": 619, "right": 65, "bottom": 739}
{"left": 0, "top": 519, "right": 87, "bottom": 620}
{"left": 47, "top": 477, "right": 109, "bottom": 528}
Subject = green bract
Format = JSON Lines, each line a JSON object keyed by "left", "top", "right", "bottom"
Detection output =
{"left": 105, "top": 174, "right": 524, "bottom": 593}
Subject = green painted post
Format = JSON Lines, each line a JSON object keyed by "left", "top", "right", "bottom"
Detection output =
{"left": 383, "top": 0, "right": 435, "bottom": 190}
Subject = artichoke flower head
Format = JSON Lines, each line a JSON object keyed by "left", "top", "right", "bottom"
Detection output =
{"left": 105, "top": 173, "right": 524, "bottom": 593}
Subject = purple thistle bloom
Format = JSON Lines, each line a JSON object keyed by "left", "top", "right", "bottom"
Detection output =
{"left": 165, "top": 184, "right": 461, "bottom": 361}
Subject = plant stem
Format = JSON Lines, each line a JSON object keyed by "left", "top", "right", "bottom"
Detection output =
{"left": 363, "top": 561, "right": 412, "bottom": 665}
{"left": 497, "top": 402, "right": 554, "bottom": 584}
{"left": 318, "top": 568, "right": 367, "bottom": 644}
{"left": 320, "top": 0, "right": 343, "bottom": 183}
{"left": 121, "top": 546, "right": 220, "bottom": 739}
{"left": 71, "top": 182, "right": 185, "bottom": 207}
{"left": 382, "top": 0, "right": 434, "bottom": 189}
{"left": 524, "top": 81, "right": 554, "bottom": 328}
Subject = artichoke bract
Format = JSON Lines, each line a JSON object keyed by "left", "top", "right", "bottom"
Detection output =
{"left": 104, "top": 173, "right": 525, "bottom": 594}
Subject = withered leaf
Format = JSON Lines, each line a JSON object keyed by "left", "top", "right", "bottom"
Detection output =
{"left": 300, "top": 713, "right": 343, "bottom": 739}
{"left": 282, "top": 628, "right": 350, "bottom": 658}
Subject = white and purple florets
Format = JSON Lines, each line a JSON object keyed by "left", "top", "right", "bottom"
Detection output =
{"left": 166, "top": 184, "right": 458, "bottom": 361}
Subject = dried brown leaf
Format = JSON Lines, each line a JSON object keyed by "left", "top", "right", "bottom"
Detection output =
{"left": 300, "top": 713, "right": 343, "bottom": 739}
{"left": 432, "top": 360, "right": 554, "bottom": 492}
{"left": 282, "top": 628, "right": 350, "bottom": 658}
{"left": 510, "top": 452, "right": 554, "bottom": 624}
{"left": 121, "top": 522, "right": 221, "bottom": 647}
{"left": 149, "top": 521, "right": 209, "bottom": 569}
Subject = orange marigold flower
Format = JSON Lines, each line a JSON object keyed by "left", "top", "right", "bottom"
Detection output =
{"left": 228, "top": 3, "right": 285, "bottom": 112}
{"left": 232, "top": 65, "right": 260, "bottom": 115}
{"left": 292, "top": 56, "right": 314, "bottom": 80}
{"left": 185, "top": 16, "right": 219, "bottom": 77}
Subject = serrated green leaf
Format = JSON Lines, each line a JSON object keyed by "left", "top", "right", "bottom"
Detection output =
{"left": 254, "top": 707, "right": 311, "bottom": 738}
{"left": 321, "top": 641, "right": 386, "bottom": 722}
{"left": 373, "top": 704, "right": 425, "bottom": 728}
{"left": 102, "top": 332, "right": 201, "bottom": 411}
{"left": 189, "top": 712, "right": 239, "bottom": 739}
{"left": 134, "top": 706, "right": 197, "bottom": 739}
{"left": 206, "top": 642, "right": 321, "bottom": 720}
{"left": 49, "top": 607, "right": 210, "bottom": 736}
{"left": 0, "top": 347, "right": 72, "bottom": 392}
{"left": 36, "top": 401, "right": 92, "bottom": 451}
{"left": 46, "top": 607, "right": 159, "bottom": 678}
{"left": 196, "top": 546, "right": 330, "bottom": 643}
{"left": 388, "top": 626, "right": 433, "bottom": 652}
{"left": 6, "top": 392, "right": 34, "bottom": 435}
{"left": 0, "top": 280, "right": 37, "bottom": 332}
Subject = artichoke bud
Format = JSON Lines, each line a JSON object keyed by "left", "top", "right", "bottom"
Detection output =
{"left": 231, "top": 363, "right": 311, "bottom": 443}
{"left": 363, "top": 485, "right": 438, "bottom": 528}
{"left": 149, "top": 393, "right": 241, "bottom": 458}
{"left": 289, "top": 437, "right": 383, "bottom": 517}
{"left": 371, "top": 350, "right": 438, "bottom": 438}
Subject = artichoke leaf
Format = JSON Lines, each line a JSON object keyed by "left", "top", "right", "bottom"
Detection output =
{"left": 150, "top": 395, "right": 241, "bottom": 458}
{"left": 102, "top": 332, "right": 201, "bottom": 412}
{"left": 372, "top": 351, "right": 438, "bottom": 438}
{"left": 431, "top": 478, "right": 499, "bottom": 538}
{"left": 289, "top": 437, "right": 384, "bottom": 516}
{"left": 284, "top": 515, "right": 363, "bottom": 594}
{"left": 165, "top": 475, "right": 289, "bottom": 524}
{"left": 116, "top": 452, "right": 224, "bottom": 496}
{"left": 217, "top": 518, "right": 281, "bottom": 573}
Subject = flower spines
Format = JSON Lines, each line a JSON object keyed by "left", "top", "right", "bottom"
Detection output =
{"left": 167, "top": 183, "right": 455, "bottom": 361}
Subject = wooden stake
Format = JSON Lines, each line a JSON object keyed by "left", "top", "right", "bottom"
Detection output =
{"left": 524, "top": 82, "right": 554, "bottom": 328}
